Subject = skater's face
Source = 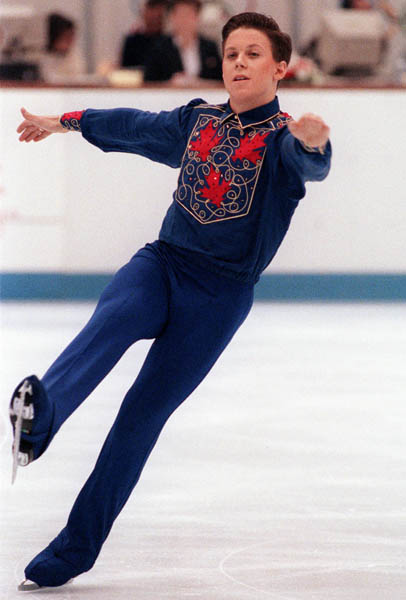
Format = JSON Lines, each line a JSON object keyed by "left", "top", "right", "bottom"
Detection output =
{"left": 222, "top": 27, "right": 287, "bottom": 114}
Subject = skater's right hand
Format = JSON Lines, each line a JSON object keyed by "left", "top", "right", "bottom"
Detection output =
{"left": 16, "top": 107, "right": 67, "bottom": 143}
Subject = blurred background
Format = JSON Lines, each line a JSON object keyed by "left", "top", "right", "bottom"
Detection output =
{"left": 1, "top": 0, "right": 406, "bottom": 301}
{"left": 1, "top": 0, "right": 406, "bottom": 85}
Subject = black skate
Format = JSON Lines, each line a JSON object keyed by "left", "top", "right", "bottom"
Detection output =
{"left": 9, "top": 377, "right": 36, "bottom": 484}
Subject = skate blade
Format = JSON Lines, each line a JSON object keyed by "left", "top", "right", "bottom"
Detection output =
{"left": 18, "top": 578, "right": 74, "bottom": 592}
{"left": 18, "top": 579, "right": 41, "bottom": 591}
{"left": 11, "top": 401, "right": 24, "bottom": 485}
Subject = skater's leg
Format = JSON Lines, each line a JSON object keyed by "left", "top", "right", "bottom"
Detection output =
{"left": 24, "top": 269, "right": 253, "bottom": 587}
{"left": 43, "top": 249, "right": 170, "bottom": 431}
{"left": 11, "top": 246, "right": 170, "bottom": 464}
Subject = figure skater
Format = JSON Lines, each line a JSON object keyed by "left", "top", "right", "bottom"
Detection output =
{"left": 10, "top": 12, "right": 331, "bottom": 591}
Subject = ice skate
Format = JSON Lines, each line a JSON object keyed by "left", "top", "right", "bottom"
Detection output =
{"left": 9, "top": 375, "right": 53, "bottom": 484}
{"left": 18, "top": 579, "right": 41, "bottom": 592}
{"left": 18, "top": 578, "right": 74, "bottom": 592}
{"left": 9, "top": 378, "right": 35, "bottom": 484}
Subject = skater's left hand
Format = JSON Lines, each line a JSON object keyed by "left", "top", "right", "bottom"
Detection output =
{"left": 287, "top": 113, "right": 330, "bottom": 150}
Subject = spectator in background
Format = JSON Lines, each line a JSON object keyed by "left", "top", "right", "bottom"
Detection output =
{"left": 41, "top": 13, "right": 85, "bottom": 83}
{"left": 143, "top": 0, "right": 222, "bottom": 83}
{"left": 341, "top": 0, "right": 406, "bottom": 81}
{"left": 341, "top": 0, "right": 397, "bottom": 20}
{"left": 121, "top": 0, "right": 168, "bottom": 69}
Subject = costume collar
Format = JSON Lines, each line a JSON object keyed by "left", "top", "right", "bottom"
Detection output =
{"left": 220, "top": 96, "right": 281, "bottom": 129}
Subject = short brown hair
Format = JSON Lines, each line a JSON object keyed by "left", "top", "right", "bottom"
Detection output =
{"left": 222, "top": 12, "right": 292, "bottom": 64}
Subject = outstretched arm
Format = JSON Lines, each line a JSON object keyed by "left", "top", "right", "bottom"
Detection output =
{"left": 16, "top": 107, "right": 67, "bottom": 142}
{"left": 16, "top": 98, "right": 204, "bottom": 168}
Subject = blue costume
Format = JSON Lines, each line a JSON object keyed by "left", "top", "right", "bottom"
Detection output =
{"left": 16, "top": 96, "right": 331, "bottom": 586}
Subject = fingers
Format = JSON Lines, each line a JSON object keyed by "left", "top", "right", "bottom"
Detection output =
{"left": 17, "top": 107, "right": 45, "bottom": 138}
{"left": 18, "top": 124, "right": 50, "bottom": 143}
{"left": 287, "top": 120, "right": 299, "bottom": 136}
{"left": 288, "top": 113, "right": 328, "bottom": 134}
{"left": 17, "top": 123, "right": 35, "bottom": 139}
{"left": 18, "top": 125, "right": 36, "bottom": 142}
{"left": 16, "top": 118, "right": 33, "bottom": 134}
{"left": 288, "top": 113, "right": 330, "bottom": 148}
{"left": 18, "top": 107, "right": 39, "bottom": 127}
{"left": 34, "top": 130, "right": 52, "bottom": 143}
{"left": 17, "top": 107, "right": 50, "bottom": 142}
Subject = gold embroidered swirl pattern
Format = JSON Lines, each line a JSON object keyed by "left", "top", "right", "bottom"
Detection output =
{"left": 175, "top": 115, "right": 272, "bottom": 225}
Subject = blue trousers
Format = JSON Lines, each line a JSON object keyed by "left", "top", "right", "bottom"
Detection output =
{"left": 25, "top": 241, "right": 253, "bottom": 586}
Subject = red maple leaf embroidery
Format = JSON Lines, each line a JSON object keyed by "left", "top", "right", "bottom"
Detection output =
{"left": 199, "top": 166, "right": 231, "bottom": 208}
{"left": 189, "top": 121, "right": 223, "bottom": 162}
{"left": 231, "top": 131, "right": 269, "bottom": 165}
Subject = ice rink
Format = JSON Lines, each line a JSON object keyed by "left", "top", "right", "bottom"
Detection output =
{"left": 1, "top": 301, "right": 406, "bottom": 599}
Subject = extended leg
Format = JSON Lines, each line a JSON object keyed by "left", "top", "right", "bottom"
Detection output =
{"left": 24, "top": 269, "right": 253, "bottom": 587}
{"left": 43, "top": 249, "right": 170, "bottom": 433}
{"left": 10, "top": 247, "right": 170, "bottom": 466}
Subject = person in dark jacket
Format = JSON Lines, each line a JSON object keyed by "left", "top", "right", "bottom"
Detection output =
{"left": 144, "top": 0, "right": 222, "bottom": 82}
{"left": 120, "top": 0, "right": 168, "bottom": 69}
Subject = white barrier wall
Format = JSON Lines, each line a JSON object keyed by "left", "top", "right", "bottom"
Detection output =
{"left": 1, "top": 87, "right": 406, "bottom": 274}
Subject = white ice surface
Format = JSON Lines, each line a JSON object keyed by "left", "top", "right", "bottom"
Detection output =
{"left": 1, "top": 301, "right": 406, "bottom": 599}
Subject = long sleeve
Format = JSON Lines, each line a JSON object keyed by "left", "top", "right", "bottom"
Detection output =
{"left": 278, "top": 131, "right": 332, "bottom": 200}
{"left": 281, "top": 132, "right": 332, "bottom": 181}
{"left": 80, "top": 98, "right": 204, "bottom": 168}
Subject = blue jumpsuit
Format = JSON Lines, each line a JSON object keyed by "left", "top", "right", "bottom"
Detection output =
{"left": 23, "top": 97, "right": 332, "bottom": 586}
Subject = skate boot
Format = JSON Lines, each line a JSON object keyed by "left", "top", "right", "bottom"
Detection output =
{"left": 9, "top": 375, "right": 53, "bottom": 483}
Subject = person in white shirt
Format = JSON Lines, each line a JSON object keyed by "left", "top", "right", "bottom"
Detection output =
{"left": 41, "top": 13, "right": 85, "bottom": 83}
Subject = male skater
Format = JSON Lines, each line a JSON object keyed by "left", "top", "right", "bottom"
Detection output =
{"left": 11, "top": 12, "right": 331, "bottom": 590}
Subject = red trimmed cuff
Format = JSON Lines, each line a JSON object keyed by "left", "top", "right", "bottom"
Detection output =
{"left": 60, "top": 111, "right": 84, "bottom": 131}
